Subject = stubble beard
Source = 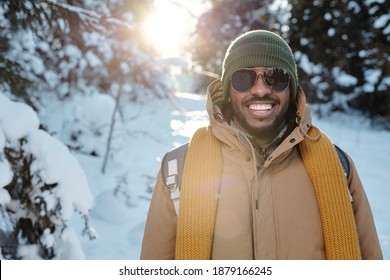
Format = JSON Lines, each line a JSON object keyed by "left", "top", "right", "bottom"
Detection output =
{"left": 231, "top": 98, "right": 290, "bottom": 140}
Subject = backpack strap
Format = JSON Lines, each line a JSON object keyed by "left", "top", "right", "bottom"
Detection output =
{"left": 334, "top": 144, "right": 350, "bottom": 178}
{"left": 161, "top": 143, "right": 188, "bottom": 215}
{"left": 334, "top": 144, "right": 353, "bottom": 202}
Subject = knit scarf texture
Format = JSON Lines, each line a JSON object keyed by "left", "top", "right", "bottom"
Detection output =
{"left": 175, "top": 126, "right": 361, "bottom": 260}
{"left": 175, "top": 126, "right": 223, "bottom": 260}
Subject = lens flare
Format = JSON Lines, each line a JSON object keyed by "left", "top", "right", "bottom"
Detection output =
{"left": 142, "top": 5, "right": 189, "bottom": 57}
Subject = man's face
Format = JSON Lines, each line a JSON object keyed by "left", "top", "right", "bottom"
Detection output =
{"left": 228, "top": 67, "right": 291, "bottom": 140}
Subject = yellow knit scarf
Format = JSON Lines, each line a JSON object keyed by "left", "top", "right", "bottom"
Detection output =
{"left": 299, "top": 126, "right": 361, "bottom": 259}
{"left": 175, "top": 127, "right": 223, "bottom": 259}
{"left": 175, "top": 126, "right": 361, "bottom": 260}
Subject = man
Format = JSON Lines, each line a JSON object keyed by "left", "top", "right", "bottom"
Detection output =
{"left": 141, "top": 30, "right": 383, "bottom": 260}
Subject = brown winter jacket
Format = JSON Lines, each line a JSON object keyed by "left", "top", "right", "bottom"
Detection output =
{"left": 141, "top": 79, "right": 383, "bottom": 260}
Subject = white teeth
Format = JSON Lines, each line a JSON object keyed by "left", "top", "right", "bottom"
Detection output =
{"left": 249, "top": 104, "right": 272, "bottom": 111}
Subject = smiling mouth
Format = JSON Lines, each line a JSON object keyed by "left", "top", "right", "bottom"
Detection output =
{"left": 248, "top": 103, "right": 273, "bottom": 112}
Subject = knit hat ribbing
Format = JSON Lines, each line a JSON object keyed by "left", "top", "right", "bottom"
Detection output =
{"left": 221, "top": 30, "right": 298, "bottom": 103}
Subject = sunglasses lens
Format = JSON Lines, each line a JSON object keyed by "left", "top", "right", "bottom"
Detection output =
{"left": 231, "top": 68, "right": 290, "bottom": 93}
{"left": 264, "top": 68, "right": 290, "bottom": 91}
{"left": 231, "top": 69, "right": 258, "bottom": 92}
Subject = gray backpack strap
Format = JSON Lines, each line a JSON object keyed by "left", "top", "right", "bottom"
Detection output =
{"left": 334, "top": 145, "right": 350, "bottom": 178}
{"left": 334, "top": 144, "right": 353, "bottom": 202}
{"left": 161, "top": 143, "right": 189, "bottom": 215}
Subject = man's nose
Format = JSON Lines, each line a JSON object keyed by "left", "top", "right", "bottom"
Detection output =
{"left": 249, "top": 74, "right": 272, "bottom": 96}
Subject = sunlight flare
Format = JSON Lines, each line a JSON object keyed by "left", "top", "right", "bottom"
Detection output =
{"left": 142, "top": 4, "right": 190, "bottom": 57}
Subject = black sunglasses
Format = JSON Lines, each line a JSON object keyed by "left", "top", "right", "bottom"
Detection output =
{"left": 230, "top": 67, "right": 290, "bottom": 93}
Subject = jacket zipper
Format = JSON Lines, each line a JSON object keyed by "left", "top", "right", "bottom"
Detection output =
{"left": 236, "top": 130, "right": 264, "bottom": 260}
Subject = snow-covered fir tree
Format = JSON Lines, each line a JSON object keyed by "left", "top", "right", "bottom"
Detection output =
{"left": 288, "top": 0, "right": 389, "bottom": 120}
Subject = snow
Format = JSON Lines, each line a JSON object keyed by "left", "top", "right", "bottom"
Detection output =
{"left": 26, "top": 129, "right": 93, "bottom": 218}
{"left": 0, "top": 94, "right": 39, "bottom": 140}
{"left": 327, "top": 28, "right": 336, "bottom": 37}
{"left": 76, "top": 93, "right": 116, "bottom": 128}
{"left": 0, "top": 92, "right": 94, "bottom": 259}
{"left": 333, "top": 67, "right": 358, "bottom": 87}
{"left": 85, "top": 50, "right": 103, "bottom": 67}
{"left": 364, "top": 69, "right": 382, "bottom": 92}
{"left": 295, "top": 51, "right": 322, "bottom": 75}
{"left": 374, "top": 14, "right": 390, "bottom": 30}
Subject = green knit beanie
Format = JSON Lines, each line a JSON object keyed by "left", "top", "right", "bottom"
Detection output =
{"left": 221, "top": 30, "right": 298, "bottom": 103}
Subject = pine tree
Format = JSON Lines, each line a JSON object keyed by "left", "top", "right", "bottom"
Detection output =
{"left": 0, "top": 93, "right": 96, "bottom": 259}
{"left": 288, "top": 0, "right": 389, "bottom": 120}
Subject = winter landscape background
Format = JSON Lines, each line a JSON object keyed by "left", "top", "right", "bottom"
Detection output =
{"left": 0, "top": 0, "right": 389, "bottom": 260}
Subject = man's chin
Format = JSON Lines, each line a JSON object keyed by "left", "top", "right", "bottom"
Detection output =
{"left": 244, "top": 119, "right": 285, "bottom": 139}
{"left": 247, "top": 125, "right": 277, "bottom": 139}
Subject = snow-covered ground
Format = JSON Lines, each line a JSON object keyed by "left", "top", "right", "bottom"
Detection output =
{"left": 70, "top": 91, "right": 390, "bottom": 260}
